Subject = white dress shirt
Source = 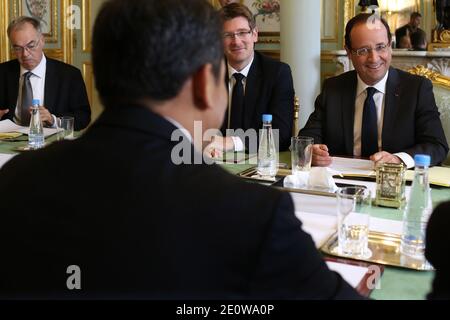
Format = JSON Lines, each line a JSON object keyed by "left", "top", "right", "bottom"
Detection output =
{"left": 226, "top": 55, "right": 254, "bottom": 152}
{"left": 15, "top": 55, "right": 57, "bottom": 128}
{"left": 353, "top": 71, "right": 414, "bottom": 168}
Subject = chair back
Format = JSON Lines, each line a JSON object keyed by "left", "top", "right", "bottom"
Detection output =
{"left": 409, "top": 65, "right": 450, "bottom": 166}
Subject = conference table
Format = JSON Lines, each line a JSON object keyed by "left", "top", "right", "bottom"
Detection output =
{"left": 1, "top": 135, "right": 449, "bottom": 299}
{"left": 219, "top": 151, "right": 450, "bottom": 300}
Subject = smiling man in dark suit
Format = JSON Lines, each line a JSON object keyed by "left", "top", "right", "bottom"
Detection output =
{"left": 0, "top": 0, "right": 360, "bottom": 299}
{"left": 206, "top": 3, "right": 294, "bottom": 155}
{"left": 0, "top": 16, "right": 91, "bottom": 130}
{"left": 300, "top": 13, "right": 448, "bottom": 167}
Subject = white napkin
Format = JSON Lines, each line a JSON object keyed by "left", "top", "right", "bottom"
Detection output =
{"left": 284, "top": 167, "right": 339, "bottom": 192}
{"left": 308, "top": 167, "right": 340, "bottom": 192}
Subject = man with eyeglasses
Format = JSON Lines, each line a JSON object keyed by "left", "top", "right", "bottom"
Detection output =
{"left": 0, "top": 16, "right": 91, "bottom": 130}
{"left": 300, "top": 13, "right": 448, "bottom": 167}
{"left": 206, "top": 2, "right": 294, "bottom": 156}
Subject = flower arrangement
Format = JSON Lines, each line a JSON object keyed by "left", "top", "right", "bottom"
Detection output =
{"left": 252, "top": 0, "right": 280, "bottom": 22}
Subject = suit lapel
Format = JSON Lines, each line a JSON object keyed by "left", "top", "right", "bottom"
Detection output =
{"left": 342, "top": 71, "right": 357, "bottom": 155}
{"left": 243, "top": 52, "right": 262, "bottom": 130}
{"left": 44, "top": 58, "right": 57, "bottom": 113}
{"left": 220, "top": 66, "right": 230, "bottom": 133}
{"left": 382, "top": 68, "right": 400, "bottom": 149}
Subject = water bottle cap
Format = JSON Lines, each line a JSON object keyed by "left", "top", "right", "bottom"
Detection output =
{"left": 414, "top": 154, "right": 431, "bottom": 166}
{"left": 262, "top": 114, "right": 272, "bottom": 122}
{"left": 32, "top": 99, "right": 40, "bottom": 106}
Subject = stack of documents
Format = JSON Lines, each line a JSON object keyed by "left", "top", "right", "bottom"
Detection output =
{"left": 330, "top": 156, "right": 450, "bottom": 187}
{"left": 0, "top": 119, "right": 60, "bottom": 137}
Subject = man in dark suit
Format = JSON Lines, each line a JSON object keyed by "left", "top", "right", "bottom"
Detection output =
{"left": 300, "top": 13, "right": 448, "bottom": 168}
{"left": 0, "top": 0, "right": 361, "bottom": 299}
{"left": 426, "top": 200, "right": 450, "bottom": 299}
{"left": 0, "top": 16, "right": 91, "bottom": 130}
{"left": 206, "top": 3, "right": 294, "bottom": 156}
{"left": 395, "top": 12, "right": 423, "bottom": 49}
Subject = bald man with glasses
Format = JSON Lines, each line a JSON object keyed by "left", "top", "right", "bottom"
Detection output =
{"left": 300, "top": 13, "right": 448, "bottom": 167}
{"left": 0, "top": 16, "right": 91, "bottom": 130}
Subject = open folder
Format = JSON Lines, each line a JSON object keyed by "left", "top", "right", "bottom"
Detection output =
{"left": 330, "top": 156, "right": 450, "bottom": 187}
{"left": 0, "top": 119, "right": 60, "bottom": 138}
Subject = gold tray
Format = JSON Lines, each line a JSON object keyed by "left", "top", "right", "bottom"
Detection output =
{"left": 321, "top": 231, "right": 434, "bottom": 271}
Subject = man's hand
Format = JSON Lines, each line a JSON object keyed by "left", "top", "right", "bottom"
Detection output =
{"left": 370, "top": 151, "right": 402, "bottom": 166}
{"left": 0, "top": 109, "right": 9, "bottom": 118}
{"left": 204, "top": 135, "right": 235, "bottom": 158}
{"left": 38, "top": 106, "right": 54, "bottom": 126}
{"left": 311, "top": 144, "right": 332, "bottom": 166}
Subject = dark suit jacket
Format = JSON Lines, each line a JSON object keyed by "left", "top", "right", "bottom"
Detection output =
{"left": 221, "top": 51, "right": 295, "bottom": 151}
{"left": 0, "top": 105, "right": 360, "bottom": 299}
{"left": 0, "top": 57, "right": 91, "bottom": 130}
{"left": 299, "top": 68, "right": 449, "bottom": 166}
{"left": 426, "top": 201, "right": 450, "bottom": 300}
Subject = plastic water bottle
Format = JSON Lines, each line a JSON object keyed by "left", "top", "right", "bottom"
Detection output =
{"left": 257, "top": 114, "right": 278, "bottom": 177}
{"left": 28, "top": 98, "right": 45, "bottom": 149}
{"left": 400, "top": 154, "right": 432, "bottom": 259}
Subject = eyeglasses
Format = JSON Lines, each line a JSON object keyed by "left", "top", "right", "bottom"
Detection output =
{"left": 223, "top": 29, "right": 253, "bottom": 40}
{"left": 12, "top": 38, "right": 41, "bottom": 54}
{"left": 351, "top": 43, "right": 389, "bottom": 57}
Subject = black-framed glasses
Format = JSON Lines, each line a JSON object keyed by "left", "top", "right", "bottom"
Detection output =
{"left": 223, "top": 29, "right": 253, "bottom": 40}
{"left": 351, "top": 43, "right": 389, "bottom": 57}
{"left": 12, "top": 37, "right": 41, "bottom": 54}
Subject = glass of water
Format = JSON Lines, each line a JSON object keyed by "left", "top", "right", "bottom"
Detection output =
{"left": 291, "top": 136, "right": 313, "bottom": 175}
{"left": 337, "top": 186, "right": 372, "bottom": 259}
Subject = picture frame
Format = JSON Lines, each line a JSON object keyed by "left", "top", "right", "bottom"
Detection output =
{"left": 243, "top": 0, "right": 280, "bottom": 43}
{"left": 14, "top": 0, "right": 58, "bottom": 43}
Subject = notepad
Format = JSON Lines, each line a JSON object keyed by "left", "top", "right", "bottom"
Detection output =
{"left": 0, "top": 153, "right": 16, "bottom": 169}
{"left": 329, "top": 157, "right": 376, "bottom": 177}
{"left": 0, "top": 119, "right": 60, "bottom": 137}
{"left": 406, "top": 166, "right": 450, "bottom": 187}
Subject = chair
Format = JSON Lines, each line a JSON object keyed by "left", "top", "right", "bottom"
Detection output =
{"left": 292, "top": 96, "right": 300, "bottom": 137}
{"left": 408, "top": 65, "right": 450, "bottom": 166}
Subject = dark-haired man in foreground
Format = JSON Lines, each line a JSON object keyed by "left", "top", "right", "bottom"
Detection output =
{"left": 0, "top": 0, "right": 360, "bottom": 299}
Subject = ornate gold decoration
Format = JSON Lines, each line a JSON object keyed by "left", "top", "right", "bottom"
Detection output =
{"left": 439, "top": 30, "right": 450, "bottom": 43}
{"left": 408, "top": 65, "right": 450, "bottom": 89}
{"left": 375, "top": 163, "right": 406, "bottom": 208}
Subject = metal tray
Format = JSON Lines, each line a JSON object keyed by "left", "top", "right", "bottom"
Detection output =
{"left": 238, "top": 167, "right": 367, "bottom": 197}
{"left": 321, "top": 231, "right": 434, "bottom": 271}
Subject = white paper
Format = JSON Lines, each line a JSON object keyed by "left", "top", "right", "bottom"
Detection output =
{"left": 326, "top": 261, "right": 368, "bottom": 288}
{"left": 295, "top": 211, "right": 337, "bottom": 248}
{"left": 290, "top": 192, "right": 338, "bottom": 215}
{"left": 330, "top": 157, "right": 375, "bottom": 177}
{"left": 369, "top": 217, "right": 403, "bottom": 235}
{"left": 0, "top": 153, "right": 16, "bottom": 169}
{"left": 0, "top": 119, "right": 60, "bottom": 137}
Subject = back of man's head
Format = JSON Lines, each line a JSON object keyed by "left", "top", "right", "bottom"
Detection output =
{"left": 92, "top": 0, "right": 223, "bottom": 108}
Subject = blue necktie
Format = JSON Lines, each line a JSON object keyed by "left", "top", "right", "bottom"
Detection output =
{"left": 361, "top": 87, "right": 378, "bottom": 157}
{"left": 230, "top": 73, "right": 244, "bottom": 129}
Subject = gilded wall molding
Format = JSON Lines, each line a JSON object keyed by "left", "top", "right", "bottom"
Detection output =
{"left": 408, "top": 64, "right": 450, "bottom": 89}
{"left": 82, "top": 0, "right": 91, "bottom": 53}
{"left": 0, "top": 0, "right": 10, "bottom": 62}
{"left": 321, "top": 0, "right": 339, "bottom": 43}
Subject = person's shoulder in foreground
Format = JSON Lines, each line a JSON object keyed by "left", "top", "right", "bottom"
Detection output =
{"left": 0, "top": 0, "right": 362, "bottom": 299}
{"left": 426, "top": 201, "right": 450, "bottom": 300}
